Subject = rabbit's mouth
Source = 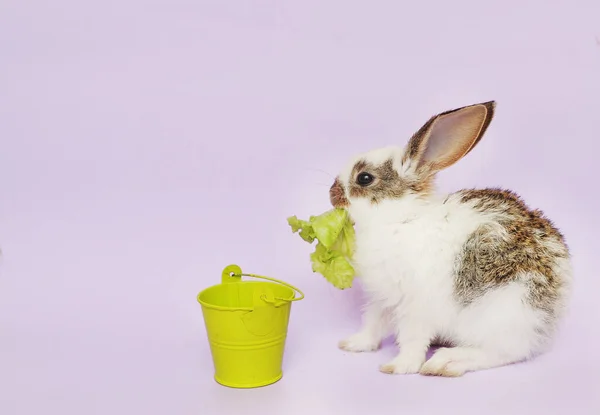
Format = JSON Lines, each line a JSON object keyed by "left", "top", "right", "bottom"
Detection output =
{"left": 329, "top": 178, "right": 349, "bottom": 208}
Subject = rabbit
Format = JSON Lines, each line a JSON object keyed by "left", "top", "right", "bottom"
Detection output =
{"left": 329, "top": 101, "right": 572, "bottom": 377}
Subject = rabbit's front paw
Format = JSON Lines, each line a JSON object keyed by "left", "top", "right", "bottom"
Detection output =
{"left": 379, "top": 354, "right": 425, "bottom": 375}
{"left": 338, "top": 332, "right": 381, "bottom": 352}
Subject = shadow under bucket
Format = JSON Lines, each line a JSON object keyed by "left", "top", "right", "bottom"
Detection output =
{"left": 197, "top": 264, "right": 304, "bottom": 388}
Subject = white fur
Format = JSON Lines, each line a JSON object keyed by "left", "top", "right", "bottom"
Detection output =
{"left": 336, "top": 145, "right": 572, "bottom": 376}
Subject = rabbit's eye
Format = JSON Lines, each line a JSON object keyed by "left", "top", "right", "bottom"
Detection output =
{"left": 356, "top": 172, "right": 374, "bottom": 186}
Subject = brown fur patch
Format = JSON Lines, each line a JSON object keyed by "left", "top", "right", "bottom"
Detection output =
{"left": 453, "top": 188, "right": 570, "bottom": 320}
{"left": 403, "top": 116, "right": 436, "bottom": 165}
{"left": 346, "top": 158, "right": 433, "bottom": 204}
{"left": 430, "top": 335, "right": 455, "bottom": 348}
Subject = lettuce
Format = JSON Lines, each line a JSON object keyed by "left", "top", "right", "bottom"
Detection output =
{"left": 287, "top": 208, "right": 356, "bottom": 289}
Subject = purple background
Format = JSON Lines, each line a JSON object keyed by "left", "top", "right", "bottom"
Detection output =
{"left": 1, "top": 1, "right": 599, "bottom": 414}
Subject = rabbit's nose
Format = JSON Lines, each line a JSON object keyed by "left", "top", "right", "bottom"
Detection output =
{"left": 330, "top": 178, "right": 349, "bottom": 208}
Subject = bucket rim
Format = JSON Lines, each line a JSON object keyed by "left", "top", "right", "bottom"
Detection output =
{"left": 196, "top": 265, "right": 305, "bottom": 311}
{"left": 197, "top": 281, "right": 296, "bottom": 311}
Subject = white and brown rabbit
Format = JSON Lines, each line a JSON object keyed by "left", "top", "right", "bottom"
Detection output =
{"left": 329, "top": 101, "right": 572, "bottom": 377}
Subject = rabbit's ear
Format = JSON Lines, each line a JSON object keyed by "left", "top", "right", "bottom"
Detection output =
{"left": 403, "top": 101, "right": 495, "bottom": 173}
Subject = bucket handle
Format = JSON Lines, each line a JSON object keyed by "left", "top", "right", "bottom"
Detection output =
{"left": 222, "top": 264, "right": 305, "bottom": 306}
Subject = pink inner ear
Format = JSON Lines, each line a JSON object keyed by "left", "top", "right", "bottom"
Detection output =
{"left": 422, "top": 106, "right": 487, "bottom": 168}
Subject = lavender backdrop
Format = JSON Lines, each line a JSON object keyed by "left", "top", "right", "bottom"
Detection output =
{"left": 1, "top": 1, "right": 599, "bottom": 414}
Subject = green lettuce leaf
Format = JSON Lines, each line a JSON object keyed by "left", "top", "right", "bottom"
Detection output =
{"left": 287, "top": 208, "right": 356, "bottom": 289}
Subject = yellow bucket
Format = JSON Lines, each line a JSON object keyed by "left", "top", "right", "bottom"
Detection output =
{"left": 197, "top": 264, "right": 305, "bottom": 388}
